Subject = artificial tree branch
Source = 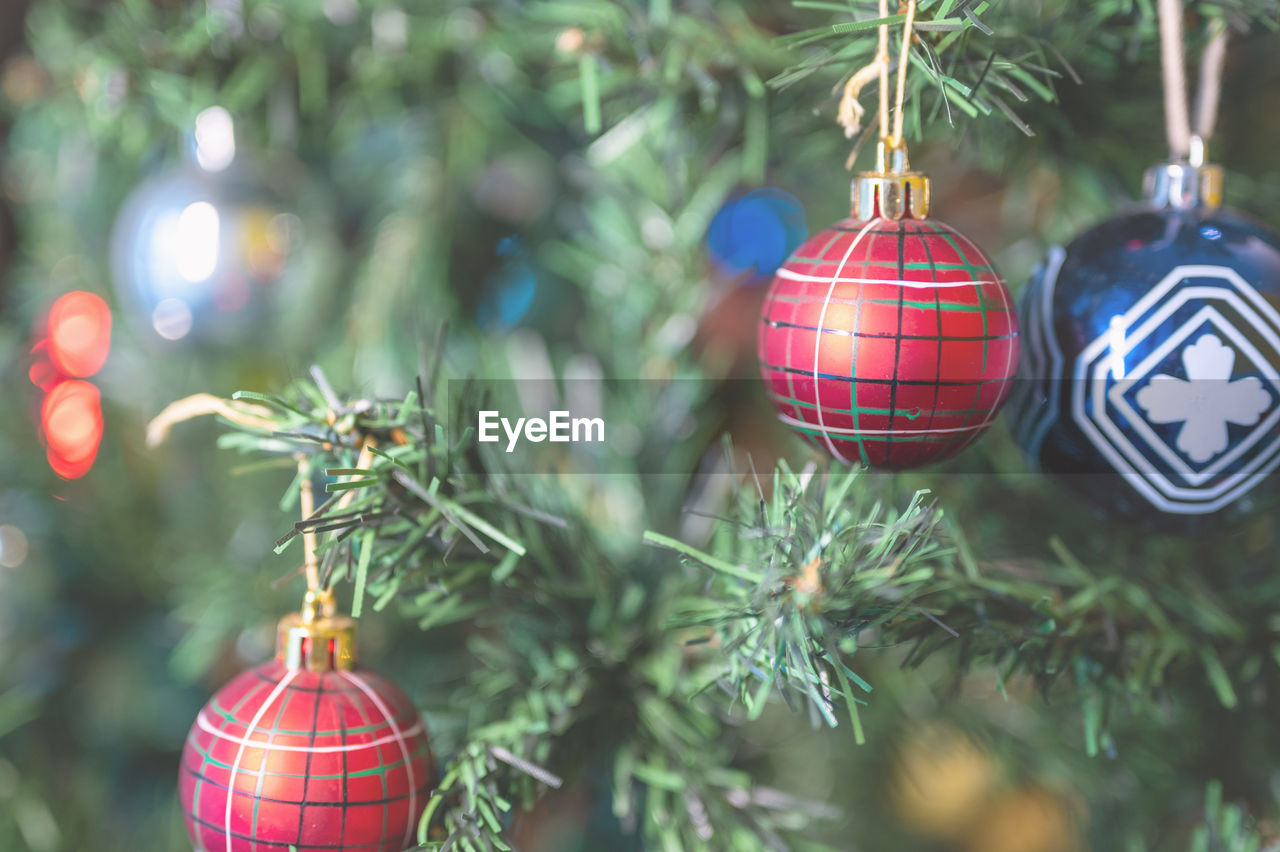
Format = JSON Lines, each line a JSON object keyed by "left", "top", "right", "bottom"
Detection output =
{"left": 648, "top": 463, "right": 1262, "bottom": 759}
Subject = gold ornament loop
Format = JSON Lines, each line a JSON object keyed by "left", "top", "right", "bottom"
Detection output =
{"left": 853, "top": 137, "right": 931, "bottom": 220}
{"left": 276, "top": 588, "right": 358, "bottom": 672}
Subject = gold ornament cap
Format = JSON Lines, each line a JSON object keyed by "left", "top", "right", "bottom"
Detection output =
{"left": 853, "top": 137, "right": 931, "bottom": 220}
{"left": 276, "top": 588, "right": 357, "bottom": 672}
{"left": 1143, "top": 136, "right": 1224, "bottom": 210}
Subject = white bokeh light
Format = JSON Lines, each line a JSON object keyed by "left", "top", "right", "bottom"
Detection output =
{"left": 153, "top": 297, "right": 194, "bottom": 340}
{"left": 194, "top": 106, "right": 236, "bottom": 172}
{"left": 175, "top": 201, "right": 221, "bottom": 283}
{"left": 0, "top": 525, "right": 28, "bottom": 569}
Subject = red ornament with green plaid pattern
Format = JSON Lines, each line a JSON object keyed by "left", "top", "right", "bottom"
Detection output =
{"left": 758, "top": 211, "right": 1019, "bottom": 469}
{"left": 178, "top": 596, "right": 434, "bottom": 852}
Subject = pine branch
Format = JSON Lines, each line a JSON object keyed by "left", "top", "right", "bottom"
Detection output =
{"left": 196, "top": 368, "right": 847, "bottom": 850}
{"left": 1192, "top": 781, "right": 1280, "bottom": 852}
{"left": 204, "top": 370, "right": 547, "bottom": 625}
{"left": 646, "top": 462, "right": 952, "bottom": 743}
{"left": 770, "top": 0, "right": 1067, "bottom": 138}
{"left": 613, "top": 693, "right": 843, "bottom": 851}
{"left": 213, "top": 373, "right": 1268, "bottom": 847}
{"left": 769, "top": 0, "right": 1280, "bottom": 144}
{"left": 418, "top": 667, "right": 582, "bottom": 851}
{"left": 648, "top": 457, "right": 1269, "bottom": 760}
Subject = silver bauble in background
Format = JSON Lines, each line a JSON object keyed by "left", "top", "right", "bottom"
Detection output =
{"left": 109, "top": 107, "right": 312, "bottom": 346}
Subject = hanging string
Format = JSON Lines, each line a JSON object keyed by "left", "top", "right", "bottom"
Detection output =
{"left": 145, "top": 392, "right": 277, "bottom": 448}
{"left": 297, "top": 454, "right": 321, "bottom": 591}
{"left": 1194, "top": 19, "right": 1228, "bottom": 143}
{"left": 836, "top": 0, "right": 912, "bottom": 167}
{"left": 836, "top": 0, "right": 891, "bottom": 148}
{"left": 1158, "top": 0, "right": 1229, "bottom": 160}
{"left": 1157, "top": 0, "right": 1191, "bottom": 158}
{"left": 877, "top": 0, "right": 891, "bottom": 143}
{"left": 296, "top": 440, "right": 376, "bottom": 593}
{"left": 143, "top": 391, "right": 371, "bottom": 599}
{"left": 891, "top": 0, "right": 917, "bottom": 146}
{"left": 325, "top": 441, "right": 376, "bottom": 545}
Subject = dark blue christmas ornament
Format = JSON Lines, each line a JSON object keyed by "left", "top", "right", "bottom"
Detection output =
{"left": 1009, "top": 157, "right": 1280, "bottom": 518}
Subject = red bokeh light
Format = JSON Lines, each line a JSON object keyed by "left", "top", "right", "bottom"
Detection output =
{"left": 29, "top": 291, "right": 113, "bottom": 481}
{"left": 41, "top": 379, "right": 103, "bottom": 480}
{"left": 47, "top": 290, "right": 112, "bottom": 378}
{"left": 27, "top": 339, "right": 61, "bottom": 391}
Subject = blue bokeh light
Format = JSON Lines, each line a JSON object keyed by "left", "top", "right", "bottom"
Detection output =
{"left": 478, "top": 236, "right": 537, "bottom": 330}
{"left": 706, "top": 188, "right": 808, "bottom": 282}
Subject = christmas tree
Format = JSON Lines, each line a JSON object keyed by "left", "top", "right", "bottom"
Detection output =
{"left": 3, "top": 1, "right": 1280, "bottom": 850}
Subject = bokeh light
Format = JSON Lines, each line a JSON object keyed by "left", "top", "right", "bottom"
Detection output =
{"left": 174, "top": 201, "right": 221, "bottom": 283}
{"left": 41, "top": 379, "right": 104, "bottom": 480}
{"left": 0, "top": 525, "right": 29, "bottom": 569}
{"left": 193, "top": 106, "right": 236, "bottom": 172}
{"left": 28, "top": 340, "right": 60, "bottom": 391}
{"left": 478, "top": 236, "right": 537, "bottom": 330}
{"left": 29, "top": 292, "right": 112, "bottom": 481}
{"left": 46, "top": 290, "right": 112, "bottom": 378}
{"left": 706, "top": 188, "right": 808, "bottom": 282}
{"left": 151, "top": 297, "right": 194, "bottom": 340}
{"left": 108, "top": 153, "right": 306, "bottom": 346}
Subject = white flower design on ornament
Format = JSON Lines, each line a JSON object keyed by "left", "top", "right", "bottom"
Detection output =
{"left": 1134, "top": 333, "right": 1272, "bottom": 464}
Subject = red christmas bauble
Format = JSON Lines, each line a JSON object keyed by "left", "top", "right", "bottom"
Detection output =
{"left": 758, "top": 215, "right": 1019, "bottom": 469}
{"left": 179, "top": 604, "right": 434, "bottom": 852}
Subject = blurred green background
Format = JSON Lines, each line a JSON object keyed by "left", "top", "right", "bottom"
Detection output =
{"left": 2, "top": 1, "right": 1280, "bottom": 850}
